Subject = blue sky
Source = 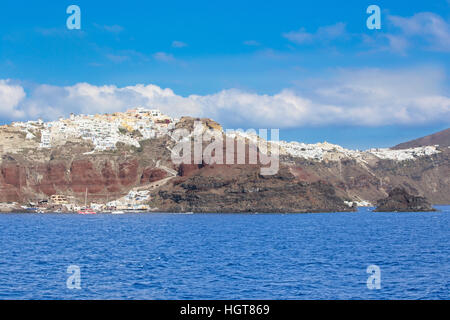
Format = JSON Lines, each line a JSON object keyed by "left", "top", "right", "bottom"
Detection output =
{"left": 0, "top": 0, "right": 449, "bottom": 149}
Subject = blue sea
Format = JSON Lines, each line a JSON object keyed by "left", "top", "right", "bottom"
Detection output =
{"left": 0, "top": 206, "right": 448, "bottom": 300}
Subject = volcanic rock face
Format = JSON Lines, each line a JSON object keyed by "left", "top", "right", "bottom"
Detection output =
{"left": 154, "top": 165, "right": 354, "bottom": 213}
{"left": 0, "top": 137, "right": 174, "bottom": 204}
{"left": 373, "top": 188, "right": 436, "bottom": 212}
{"left": 0, "top": 163, "right": 27, "bottom": 202}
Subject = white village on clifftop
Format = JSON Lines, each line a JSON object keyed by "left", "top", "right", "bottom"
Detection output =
{"left": 0, "top": 107, "right": 443, "bottom": 213}
{"left": 6, "top": 106, "right": 441, "bottom": 162}
{"left": 12, "top": 107, "right": 177, "bottom": 151}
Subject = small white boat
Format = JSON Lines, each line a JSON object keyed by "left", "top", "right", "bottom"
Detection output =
{"left": 111, "top": 210, "right": 125, "bottom": 215}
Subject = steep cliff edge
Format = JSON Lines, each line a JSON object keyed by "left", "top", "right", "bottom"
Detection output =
{"left": 0, "top": 136, "right": 174, "bottom": 204}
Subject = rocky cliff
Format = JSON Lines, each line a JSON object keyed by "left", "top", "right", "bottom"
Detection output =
{"left": 0, "top": 136, "right": 173, "bottom": 204}
{"left": 373, "top": 188, "right": 436, "bottom": 212}
{"left": 283, "top": 147, "right": 450, "bottom": 205}
{"left": 0, "top": 113, "right": 449, "bottom": 213}
{"left": 154, "top": 164, "right": 353, "bottom": 213}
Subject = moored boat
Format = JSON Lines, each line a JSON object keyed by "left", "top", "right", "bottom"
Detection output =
{"left": 77, "top": 208, "right": 97, "bottom": 215}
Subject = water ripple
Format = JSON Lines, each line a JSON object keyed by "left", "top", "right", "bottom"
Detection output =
{"left": 0, "top": 207, "right": 449, "bottom": 299}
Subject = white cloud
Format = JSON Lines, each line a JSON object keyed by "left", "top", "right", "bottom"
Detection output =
{"left": 198, "top": 67, "right": 450, "bottom": 127}
{"left": 0, "top": 80, "right": 26, "bottom": 118}
{"left": 2, "top": 67, "right": 449, "bottom": 128}
{"left": 17, "top": 83, "right": 200, "bottom": 121}
{"left": 283, "top": 22, "right": 347, "bottom": 44}
{"left": 384, "top": 34, "right": 410, "bottom": 54}
{"left": 364, "top": 12, "right": 450, "bottom": 54}
{"left": 307, "top": 67, "right": 450, "bottom": 126}
{"left": 388, "top": 12, "right": 450, "bottom": 52}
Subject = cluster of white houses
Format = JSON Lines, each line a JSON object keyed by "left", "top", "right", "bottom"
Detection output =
{"left": 103, "top": 190, "right": 151, "bottom": 211}
{"left": 26, "top": 190, "right": 152, "bottom": 213}
{"left": 275, "top": 139, "right": 441, "bottom": 162}
{"left": 366, "top": 146, "right": 440, "bottom": 161}
{"left": 12, "top": 107, "right": 179, "bottom": 151}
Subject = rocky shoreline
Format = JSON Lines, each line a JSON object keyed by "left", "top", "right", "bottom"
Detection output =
{"left": 374, "top": 188, "right": 437, "bottom": 212}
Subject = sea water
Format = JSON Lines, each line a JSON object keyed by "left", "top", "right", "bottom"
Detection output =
{"left": 0, "top": 206, "right": 448, "bottom": 299}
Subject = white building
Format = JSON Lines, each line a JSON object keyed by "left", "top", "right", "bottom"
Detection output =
{"left": 39, "top": 130, "right": 51, "bottom": 148}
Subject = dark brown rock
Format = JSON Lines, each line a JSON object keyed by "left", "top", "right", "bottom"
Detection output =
{"left": 140, "top": 168, "right": 167, "bottom": 184}
{"left": 373, "top": 188, "right": 437, "bottom": 212}
{"left": 153, "top": 165, "right": 355, "bottom": 213}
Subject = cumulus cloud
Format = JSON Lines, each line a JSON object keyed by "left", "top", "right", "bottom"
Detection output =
{"left": 307, "top": 67, "right": 450, "bottom": 126}
{"left": 0, "top": 80, "right": 26, "bottom": 118}
{"left": 199, "top": 67, "right": 450, "bottom": 127}
{"left": 283, "top": 22, "right": 348, "bottom": 44}
{"left": 2, "top": 67, "right": 449, "bottom": 128}
{"left": 17, "top": 83, "right": 200, "bottom": 121}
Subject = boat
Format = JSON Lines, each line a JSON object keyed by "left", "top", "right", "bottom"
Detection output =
{"left": 111, "top": 210, "right": 125, "bottom": 215}
{"left": 77, "top": 208, "right": 97, "bottom": 215}
{"left": 77, "top": 188, "right": 97, "bottom": 214}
